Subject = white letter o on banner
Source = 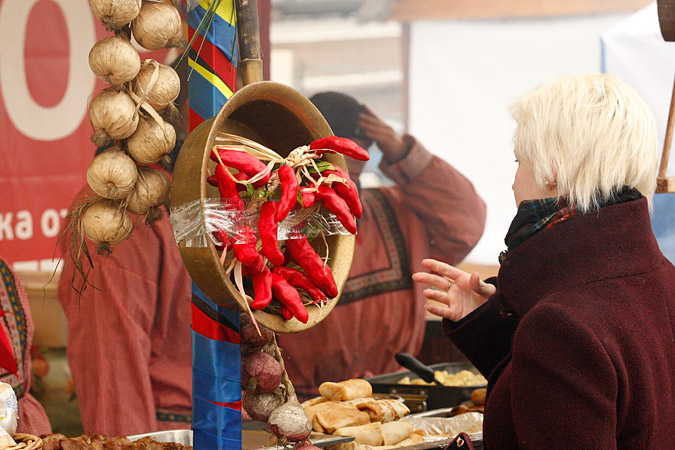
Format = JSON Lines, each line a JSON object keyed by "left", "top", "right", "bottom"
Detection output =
{"left": 0, "top": 0, "right": 96, "bottom": 141}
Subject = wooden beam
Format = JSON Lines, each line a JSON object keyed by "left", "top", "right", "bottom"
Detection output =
{"left": 657, "top": 177, "right": 675, "bottom": 193}
{"left": 390, "top": 0, "right": 652, "bottom": 22}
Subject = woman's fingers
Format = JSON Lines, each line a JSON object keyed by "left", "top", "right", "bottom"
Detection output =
{"left": 412, "top": 272, "right": 454, "bottom": 291}
{"left": 415, "top": 261, "right": 493, "bottom": 322}
{"left": 425, "top": 302, "right": 446, "bottom": 319}
{"left": 421, "top": 259, "right": 468, "bottom": 281}
{"left": 425, "top": 301, "right": 460, "bottom": 321}
{"left": 422, "top": 288, "right": 450, "bottom": 304}
{"left": 470, "top": 272, "right": 496, "bottom": 298}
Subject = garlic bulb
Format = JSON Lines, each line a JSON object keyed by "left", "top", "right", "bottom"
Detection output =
{"left": 89, "top": 89, "right": 139, "bottom": 147}
{"left": 126, "top": 166, "right": 170, "bottom": 216}
{"left": 82, "top": 199, "right": 133, "bottom": 246}
{"left": 89, "top": 0, "right": 142, "bottom": 31}
{"left": 87, "top": 146, "right": 138, "bottom": 200}
{"left": 126, "top": 115, "right": 176, "bottom": 165}
{"left": 132, "top": 60, "right": 180, "bottom": 113}
{"left": 89, "top": 36, "right": 141, "bottom": 87}
{"left": 131, "top": 2, "right": 185, "bottom": 51}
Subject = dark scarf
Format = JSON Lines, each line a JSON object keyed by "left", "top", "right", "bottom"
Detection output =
{"left": 499, "top": 187, "right": 643, "bottom": 263}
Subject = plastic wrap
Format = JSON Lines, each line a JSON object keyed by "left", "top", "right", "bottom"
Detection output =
{"left": 170, "top": 198, "right": 350, "bottom": 248}
{"left": 128, "top": 429, "right": 193, "bottom": 445}
{"left": 402, "top": 412, "right": 483, "bottom": 437}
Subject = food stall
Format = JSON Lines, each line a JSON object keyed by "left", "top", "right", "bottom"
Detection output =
{"left": 6, "top": 0, "right": 487, "bottom": 449}
{"left": 0, "top": 0, "right": 491, "bottom": 446}
{"left": 20, "top": 1, "right": 675, "bottom": 449}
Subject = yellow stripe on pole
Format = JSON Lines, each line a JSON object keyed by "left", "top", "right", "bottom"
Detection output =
{"left": 188, "top": 57, "right": 234, "bottom": 99}
{"left": 199, "top": 0, "right": 237, "bottom": 26}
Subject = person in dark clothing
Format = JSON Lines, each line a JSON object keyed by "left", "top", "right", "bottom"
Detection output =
{"left": 413, "top": 73, "right": 675, "bottom": 449}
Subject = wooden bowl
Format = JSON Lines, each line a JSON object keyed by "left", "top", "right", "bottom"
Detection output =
{"left": 170, "top": 81, "right": 355, "bottom": 333}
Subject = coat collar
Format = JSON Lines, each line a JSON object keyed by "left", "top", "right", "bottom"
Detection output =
{"left": 497, "top": 197, "right": 664, "bottom": 317}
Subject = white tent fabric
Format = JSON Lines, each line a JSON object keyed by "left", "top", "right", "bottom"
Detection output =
{"left": 601, "top": 1, "right": 675, "bottom": 177}
{"left": 407, "top": 13, "right": 631, "bottom": 265}
{"left": 601, "top": 2, "right": 675, "bottom": 263}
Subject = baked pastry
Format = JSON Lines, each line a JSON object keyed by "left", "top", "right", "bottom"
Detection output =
{"left": 319, "top": 379, "right": 373, "bottom": 401}
{"left": 356, "top": 399, "right": 410, "bottom": 423}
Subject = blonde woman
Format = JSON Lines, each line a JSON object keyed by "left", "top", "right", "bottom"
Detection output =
{"left": 413, "top": 74, "right": 675, "bottom": 449}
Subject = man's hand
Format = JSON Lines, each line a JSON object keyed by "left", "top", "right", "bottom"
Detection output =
{"left": 412, "top": 259, "right": 495, "bottom": 322}
{"left": 358, "top": 105, "right": 408, "bottom": 163}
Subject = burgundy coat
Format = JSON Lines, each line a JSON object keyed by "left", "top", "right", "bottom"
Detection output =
{"left": 445, "top": 198, "right": 675, "bottom": 450}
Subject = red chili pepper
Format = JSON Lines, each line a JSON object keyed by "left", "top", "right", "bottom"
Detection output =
{"left": 323, "top": 166, "right": 362, "bottom": 219}
{"left": 299, "top": 187, "right": 316, "bottom": 208}
{"left": 234, "top": 171, "right": 266, "bottom": 189}
{"left": 214, "top": 164, "right": 244, "bottom": 210}
{"left": 284, "top": 234, "right": 338, "bottom": 298}
{"left": 282, "top": 249, "right": 292, "bottom": 267}
{"left": 275, "top": 164, "right": 299, "bottom": 222}
{"left": 211, "top": 148, "right": 271, "bottom": 187}
{"left": 271, "top": 273, "right": 308, "bottom": 323}
{"left": 273, "top": 266, "right": 327, "bottom": 303}
{"left": 232, "top": 226, "right": 265, "bottom": 272}
{"left": 250, "top": 265, "right": 273, "bottom": 310}
{"left": 280, "top": 303, "right": 293, "bottom": 320}
{"left": 207, "top": 174, "right": 218, "bottom": 187}
{"left": 316, "top": 185, "right": 357, "bottom": 234}
{"left": 258, "top": 201, "right": 284, "bottom": 266}
{"left": 309, "top": 136, "right": 370, "bottom": 161}
{"left": 213, "top": 229, "right": 231, "bottom": 252}
{"left": 231, "top": 172, "right": 252, "bottom": 194}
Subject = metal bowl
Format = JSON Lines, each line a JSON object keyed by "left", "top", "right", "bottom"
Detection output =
{"left": 170, "top": 81, "right": 355, "bottom": 333}
{"left": 366, "top": 362, "right": 487, "bottom": 412}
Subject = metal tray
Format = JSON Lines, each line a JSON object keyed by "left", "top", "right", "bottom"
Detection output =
{"left": 243, "top": 420, "right": 355, "bottom": 449}
{"left": 365, "top": 362, "right": 486, "bottom": 412}
{"left": 128, "top": 425, "right": 354, "bottom": 449}
{"left": 403, "top": 409, "right": 484, "bottom": 450}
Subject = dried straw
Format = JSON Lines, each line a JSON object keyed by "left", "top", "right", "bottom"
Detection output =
{"left": 4, "top": 434, "right": 43, "bottom": 450}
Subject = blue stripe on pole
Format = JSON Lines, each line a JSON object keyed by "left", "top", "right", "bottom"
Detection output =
{"left": 187, "top": 68, "right": 229, "bottom": 122}
{"left": 193, "top": 394, "right": 242, "bottom": 442}
{"left": 191, "top": 325, "right": 240, "bottom": 372}
{"left": 192, "top": 366, "right": 242, "bottom": 404}
{"left": 188, "top": 3, "right": 238, "bottom": 63}
{"left": 192, "top": 283, "right": 240, "bottom": 328}
{"left": 192, "top": 330, "right": 241, "bottom": 382}
{"left": 191, "top": 279, "right": 241, "bottom": 450}
{"left": 193, "top": 428, "right": 243, "bottom": 450}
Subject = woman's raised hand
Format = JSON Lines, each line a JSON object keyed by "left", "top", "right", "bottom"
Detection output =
{"left": 412, "top": 259, "right": 496, "bottom": 322}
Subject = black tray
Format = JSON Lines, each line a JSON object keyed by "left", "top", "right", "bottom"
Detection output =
{"left": 365, "top": 362, "right": 486, "bottom": 412}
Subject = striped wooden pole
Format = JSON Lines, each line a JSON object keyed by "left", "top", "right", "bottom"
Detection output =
{"left": 187, "top": 2, "right": 241, "bottom": 448}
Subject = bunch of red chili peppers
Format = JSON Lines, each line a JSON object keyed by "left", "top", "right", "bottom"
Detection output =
{"left": 207, "top": 136, "right": 369, "bottom": 323}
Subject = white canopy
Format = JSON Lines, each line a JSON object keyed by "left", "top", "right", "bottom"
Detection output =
{"left": 601, "top": 2, "right": 675, "bottom": 262}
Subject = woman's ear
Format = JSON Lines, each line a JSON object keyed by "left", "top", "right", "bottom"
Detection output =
{"left": 546, "top": 166, "right": 559, "bottom": 190}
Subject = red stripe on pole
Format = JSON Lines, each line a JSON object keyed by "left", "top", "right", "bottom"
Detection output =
{"left": 192, "top": 303, "right": 241, "bottom": 344}
{"left": 189, "top": 108, "right": 206, "bottom": 130}
{"left": 188, "top": 29, "right": 238, "bottom": 93}
{"left": 208, "top": 399, "right": 242, "bottom": 411}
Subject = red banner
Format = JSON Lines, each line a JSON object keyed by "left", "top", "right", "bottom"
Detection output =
{"left": 0, "top": 0, "right": 174, "bottom": 271}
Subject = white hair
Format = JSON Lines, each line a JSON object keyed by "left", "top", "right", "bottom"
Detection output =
{"left": 510, "top": 73, "right": 659, "bottom": 212}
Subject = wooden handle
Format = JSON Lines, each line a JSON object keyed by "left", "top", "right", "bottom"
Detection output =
{"left": 659, "top": 74, "right": 675, "bottom": 178}
{"left": 236, "top": 0, "right": 263, "bottom": 86}
{"left": 658, "top": 0, "right": 675, "bottom": 41}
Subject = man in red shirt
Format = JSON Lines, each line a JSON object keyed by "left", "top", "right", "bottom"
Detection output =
{"left": 278, "top": 92, "right": 487, "bottom": 399}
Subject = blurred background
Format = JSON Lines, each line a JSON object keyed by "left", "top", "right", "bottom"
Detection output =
{"left": 266, "top": 0, "right": 674, "bottom": 267}
{"left": 2, "top": 0, "right": 673, "bottom": 272}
